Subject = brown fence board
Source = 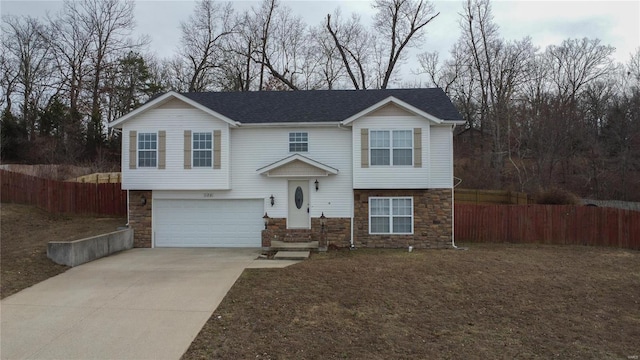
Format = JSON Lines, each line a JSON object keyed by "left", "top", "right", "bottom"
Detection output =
{"left": 455, "top": 204, "right": 640, "bottom": 250}
{"left": 1, "top": 169, "right": 126, "bottom": 216}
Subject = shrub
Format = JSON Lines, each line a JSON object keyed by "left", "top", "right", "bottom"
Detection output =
{"left": 535, "top": 188, "right": 580, "bottom": 205}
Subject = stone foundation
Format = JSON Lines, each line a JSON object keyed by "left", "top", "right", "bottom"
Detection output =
{"left": 353, "top": 189, "right": 452, "bottom": 249}
{"left": 262, "top": 217, "right": 351, "bottom": 250}
{"left": 129, "top": 190, "right": 152, "bottom": 248}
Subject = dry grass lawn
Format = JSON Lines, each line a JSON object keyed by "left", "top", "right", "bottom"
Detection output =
{"left": 1, "top": 203, "right": 126, "bottom": 299}
{"left": 184, "top": 244, "right": 640, "bottom": 360}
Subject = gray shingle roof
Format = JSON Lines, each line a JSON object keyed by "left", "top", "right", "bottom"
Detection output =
{"left": 180, "top": 88, "right": 462, "bottom": 124}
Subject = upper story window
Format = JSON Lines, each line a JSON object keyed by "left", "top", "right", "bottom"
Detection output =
{"left": 289, "top": 132, "right": 308, "bottom": 152}
{"left": 138, "top": 133, "right": 157, "bottom": 167}
{"left": 193, "top": 132, "right": 213, "bottom": 167}
{"left": 369, "top": 197, "right": 413, "bottom": 234}
{"left": 370, "top": 130, "right": 412, "bottom": 166}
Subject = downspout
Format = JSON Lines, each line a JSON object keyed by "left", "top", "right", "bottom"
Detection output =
{"left": 450, "top": 124, "right": 457, "bottom": 249}
{"left": 350, "top": 190, "right": 355, "bottom": 248}
{"left": 126, "top": 189, "right": 130, "bottom": 226}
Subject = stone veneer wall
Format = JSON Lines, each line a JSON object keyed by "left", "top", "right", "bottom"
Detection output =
{"left": 129, "top": 190, "right": 152, "bottom": 248}
{"left": 353, "top": 189, "right": 452, "bottom": 249}
{"left": 262, "top": 217, "right": 351, "bottom": 249}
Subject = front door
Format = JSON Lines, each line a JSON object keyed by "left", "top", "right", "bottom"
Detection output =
{"left": 288, "top": 180, "right": 309, "bottom": 228}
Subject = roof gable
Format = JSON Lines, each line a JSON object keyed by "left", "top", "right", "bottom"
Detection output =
{"left": 257, "top": 154, "right": 339, "bottom": 177}
{"left": 340, "top": 96, "right": 446, "bottom": 125}
{"left": 109, "top": 91, "right": 240, "bottom": 128}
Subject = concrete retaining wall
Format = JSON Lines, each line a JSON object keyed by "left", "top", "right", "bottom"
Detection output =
{"left": 47, "top": 228, "right": 134, "bottom": 267}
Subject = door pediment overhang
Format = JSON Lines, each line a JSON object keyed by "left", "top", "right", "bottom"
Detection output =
{"left": 256, "top": 154, "right": 339, "bottom": 178}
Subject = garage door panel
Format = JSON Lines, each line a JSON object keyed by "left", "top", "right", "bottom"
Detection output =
{"left": 154, "top": 199, "right": 263, "bottom": 247}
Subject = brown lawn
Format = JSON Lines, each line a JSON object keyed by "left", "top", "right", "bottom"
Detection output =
{"left": 184, "top": 244, "right": 640, "bottom": 360}
{"left": 0, "top": 203, "right": 126, "bottom": 299}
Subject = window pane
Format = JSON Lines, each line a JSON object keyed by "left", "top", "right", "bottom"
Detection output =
{"left": 371, "top": 149, "right": 390, "bottom": 165}
{"left": 289, "top": 132, "right": 308, "bottom": 152}
{"left": 392, "top": 198, "right": 412, "bottom": 215}
{"left": 193, "top": 150, "right": 212, "bottom": 167}
{"left": 138, "top": 150, "right": 156, "bottom": 167}
{"left": 370, "top": 131, "right": 390, "bottom": 148}
{"left": 393, "top": 149, "right": 412, "bottom": 165}
{"left": 392, "top": 217, "right": 411, "bottom": 233}
{"left": 370, "top": 198, "right": 390, "bottom": 215}
{"left": 371, "top": 217, "right": 390, "bottom": 233}
{"left": 393, "top": 130, "right": 412, "bottom": 147}
{"left": 289, "top": 143, "right": 308, "bottom": 152}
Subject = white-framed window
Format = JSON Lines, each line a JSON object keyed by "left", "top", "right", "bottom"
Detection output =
{"left": 289, "top": 132, "right": 308, "bottom": 152}
{"left": 370, "top": 130, "right": 412, "bottom": 166}
{"left": 193, "top": 132, "right": 213, "bottom": 167}
{"left": 138, "top": 132, "right": 157, "bottom": 167}
{"left": 369, "top": 197, "right": 413, "bottom": 234}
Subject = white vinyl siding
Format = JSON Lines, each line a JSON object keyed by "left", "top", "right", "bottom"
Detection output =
{"left": 369, "top": 197, "right": 413, "bottom": 234}
{"left": 353, "top": 116, "right": 434, "bottom": 189}
{"left": 289, "top": 132, "right": 308, "bottom": 152}
{"left": 192, "top": 132, "right": 213, "bottom": 167}
{"left": 138, "top": 133, "right": 157, "bottom": 168}
{"left": 148, "top": 126, "right": 353, "bottom": 220}
{"left": 430, "top": 126, "right": 453, "bottom": 187}
{"left": 121, "top": 106, "right": 230, "bottom": 190}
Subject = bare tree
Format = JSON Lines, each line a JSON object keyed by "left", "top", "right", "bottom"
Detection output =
{"left": 179, "top": 0, "right": 236, "bottom": 92}
{"left": 545, "top": 38, "right": 615, "bottom": 102}
{"left": 373, "top": 0, "right": 439, "bottom": 89}
{"left": 1, "top": 15, "right": 54, "bottom": 141}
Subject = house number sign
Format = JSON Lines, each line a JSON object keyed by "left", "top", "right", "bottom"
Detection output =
{"left": 203, "top": 193, "right": 214, "bottom": 198}
{"left": 295, "top": 186, "right": 303, "bottom": 209}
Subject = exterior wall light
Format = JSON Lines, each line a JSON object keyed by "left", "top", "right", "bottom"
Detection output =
{"left": 315, "top": 179, "right": 319, "bottom": 191}
{"left": 270, "top": 194, "right": 275, "bottom": 207}
{"left": 263, "top": 212, "right": 270, "bottom": 229}
{"left": 140, "top": 195, "right": 147, "bottom": 206}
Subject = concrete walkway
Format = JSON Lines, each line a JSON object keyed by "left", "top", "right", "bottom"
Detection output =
{"left": 1, "top": 248, "right": 298, "bottom": 360}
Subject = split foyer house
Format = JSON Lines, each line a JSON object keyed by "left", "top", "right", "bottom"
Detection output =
{"left": 110, "top": 89, "right": 465, "bottom": 250}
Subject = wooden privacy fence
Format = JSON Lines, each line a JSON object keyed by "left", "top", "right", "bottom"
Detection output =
{"left": 455, "top": 204, "right": 640, "bottom": 250}
{"left": 455, "top": 189, "right": 531, "bottom": 205}
{"left": 1, "top": 170, "right": 126, "bottom": 216}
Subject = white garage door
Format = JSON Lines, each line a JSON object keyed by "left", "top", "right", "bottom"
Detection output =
{"left": 154, "top": 199, "right": 263, "bottom": 247}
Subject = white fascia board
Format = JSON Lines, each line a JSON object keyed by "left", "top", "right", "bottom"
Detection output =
{"left": 341, "top": 96, "right": 448, "bottom": 126}
{"left": 238, "top": 122, "right": 342, "bottom": 128}
{"left": 256, "top": 153, "right": 339, "bottom": 175}
{"left": 109, "top": 91, "right": 240, "bottom": 128}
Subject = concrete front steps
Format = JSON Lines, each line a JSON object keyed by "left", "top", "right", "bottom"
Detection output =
{"left": 270, "top": 240, "right": 318, "bottom": 260}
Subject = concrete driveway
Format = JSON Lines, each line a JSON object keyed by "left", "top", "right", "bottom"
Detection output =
{"left": 1, "top": 248, "right": 296, "bottom": 360}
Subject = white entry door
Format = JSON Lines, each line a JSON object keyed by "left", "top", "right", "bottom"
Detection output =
{"left": 288, "top": 180, "right": 309, "bottom": 228}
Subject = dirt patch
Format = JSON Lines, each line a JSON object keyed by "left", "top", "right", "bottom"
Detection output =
{"left": 184, "top": 244, "right": 640, "bottom": 360}
{"left": 1, "top": 203, "right": 126, "bottom": 299}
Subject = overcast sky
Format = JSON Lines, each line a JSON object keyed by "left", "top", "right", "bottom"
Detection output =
{"left": 2, "top": 0, "right": 639, "bottom": 69}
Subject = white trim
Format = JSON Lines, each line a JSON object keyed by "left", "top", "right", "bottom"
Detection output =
{"left": 288, "top": 131, "right": 309, "bottom": 153}
{"left": 137, "top": 132, "right": 158, "bottom": 169}
{"left": 256, "top": 153, "right": 339, "bottom": 176}
{"left": 369, "top": 129, "right": 414, "bottom": 167}
{"left": 191, "top": 131, "right": 213, "bottom": 168}
{"left": 341, "top": 96, "right": 458, "bottom": 125}
{"left": 368, "top": 196, "right": 414, "bottom": 235}
{"left": 110, "top": 91, "right": 240, "bottom": 128}
{"left": 239, "top": 122, "right": 342, "bottom": 128}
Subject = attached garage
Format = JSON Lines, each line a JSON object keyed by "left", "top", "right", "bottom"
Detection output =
{"left": 153, "top": 199, "right": 263, "bottom": 247}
